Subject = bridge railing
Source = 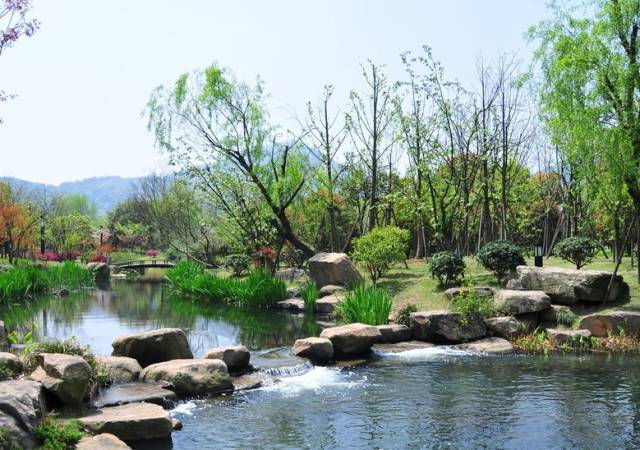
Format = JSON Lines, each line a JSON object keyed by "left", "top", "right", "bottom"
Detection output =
{"left": 113, "top": 259, "right": 175, "bottom": 268}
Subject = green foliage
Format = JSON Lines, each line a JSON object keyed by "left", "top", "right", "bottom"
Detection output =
{"left": 21, "top": 337, "right": 97, "bottom": 374}
{"left": 34, "top": 416, "right": 84, "bottom": 450}
{"left": 166, "top": 260, "right": 286, "bottom": 308}
{"left": 0, "top": 426, "right": 23, "bottom": 450}
{"left": 225, "top": 254, "right": 251, "bottom": 277}
{"left": 46, "top": 214, "right": 93, "bottom": 254}
{"left": 352, "top": 226, "right": 409, "bottom": 284}
{"left": 555, "top": 236, "right": 597, "bottom": 269}
{"left": 428, "top": 251, "right": 465, "bottom": 286}
{"left": 513, "top": 330, "right": 553, "bottom": 354}
{"left": 556, "top": 308, "right": 578, "bottom": 328}
{"left": 477, "top": 240, "right": 525, "bottom": 281}
{"left": 450, "top": 291, "right": 495, "bottom": 319}
{"left": 45, "top": 262, "right": 94, "bottom": 290}
{"left": 338, "top": 284, "right": 393, "bottom": 326}
{"left": 394, "top": 303, "right": 418, "bottom": 327}
{"left": 300, "top": 282, "right": 318, "bottom": 311}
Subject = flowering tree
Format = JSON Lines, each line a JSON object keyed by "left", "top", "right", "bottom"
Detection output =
{"left": 0, "top": 182, "right": 38, "bottom": 263}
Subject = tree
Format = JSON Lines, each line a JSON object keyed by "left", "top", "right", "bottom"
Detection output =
{"left": 0, "top": 181, "right": 38, "bottom": 262}
{"left": 147, "top": 64, "right": 316, "bottom": 257}
{"left": 46, "top": 214, "right": 93, "bottom": 254}
{"left": 531, "top": 0, "right": 640, "bottom": 280}
{"left": 351, "top": 225, "right": 409, "bottom": 284}
{"left": 555, "top": 236, "right": 597, "bottom": 269}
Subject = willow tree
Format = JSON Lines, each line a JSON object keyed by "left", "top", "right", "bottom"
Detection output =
{"left": 146, "top": 65, "right": 315, "bottom": 257}
{"left": 531, "top": 0, "right": 640, "bottom": 279}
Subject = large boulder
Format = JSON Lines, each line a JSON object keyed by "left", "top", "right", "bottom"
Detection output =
{"left": 95, "top": 382, "right": 177, "bottom": 408}
{"left": 0, "top": 321, "right": 8, "bottom": 352}
{"left": 0, "top": 379, "right": 47, "bottom": 449}
{"left": 547, "top": 328, "right": 592, "bottom": 346}
{"left": 29, "top": 353, "right": 92, "bottom": 405}
{"left": 319, "top": 323, "right": 381, "bottom": 358}
{"left": 494, "top": 290, "right": 551, "bottom": 315}
{"left": 204, "top": 345, "right": 250, "bottom": 372}
{"left": 140, "top": 359, "right": 232, "bottom": 397}
{"left": 292, "top": 337, "right": 334, "bottom": 364}
{"left": 514, "top": 266, "right": 629, "bottom": 304}
{"left": 97, "top": 356, "right": 142, "bottom": 383}
{"left": 462, "top": 337, "right": 514, "bottom": 355}
{"left": 308, "top": 253, "right": 362, "bottom": 288}
{"left": 578, "top": 311, "right": 640, "bottom": 337}
{"left": 484, "top": 316, "right": 524, "bottom": 338}
{"left": 410, "top": 311, "right": 486, "bottom": 344}
{"left": 111, "top": 328, "right": 193, "bottom": 367}
{"left": 79, "top": 402, "right": 177, "bottom": 441}
{"left": 76, "top": 433, "right": 131, "bottom": 449}
{"left": 0, "top": 352, "right": 23, "bottom": 378}
{"left": 87, "top": 262, "right": 111, "bottom": 280}
{"left": 376, "top": 324, "right": 413, "bottom": 343}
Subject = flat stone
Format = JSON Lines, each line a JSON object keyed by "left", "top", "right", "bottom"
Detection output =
{"left": 204, "top": 345, "right": 250, "bottom": 371}
{"left": 462, "top": 337, "right": 513, "bottom": 355}
{"left": 308, "top": 252, "right": 362, "bottom": 288}
{"left": 579, "top": 311, "right": 640, "bottom": 337}
{"left": 319, "top": 323, "right": 381, "bottom": 358}
{"left": 140, "top": 359, "right": 232, "bottom": 397}
{"left": 444, "top": 286, "right": 494, "bottom": 299}
{"left": 494, "top": 290, "right": 551, "bottom": 315}
{"left": 0, "top": 352, "right": 23, "bottom": 378}
{"left": 292, "top": 337, "right": 333, "bottom": 364}
{"left": 232, "top": 373, "right": 264, "bottom": 391}
{"left": 276, "top": 298, "right": 305, "bottom": 312}
{"left": 111, "top": 328, "right": 193, "bottom": 367}
{"left": 318, "top": 285, "right": 346, "bottom": 298}
{"left": 410, "top": 310, "right": 486, "bottom": 343}
{"left": 372, "top": 340, "right": 436, "bottom": 353}
{"left": 484, "top": 316, "right": 524, "bottom": 338}
{"left": 97, "top": 356, "right": 142, "bottom": 383}
{"left": 94, "top": 382, "right": 177, "bottom": 408}
{"left": 79, "top": 402, "right": 176, "bottom": 441}
{"left": 0, "top": 379, "right": 46, "bottom": 448}
{"left": 376, "top": 324, "right": 413, "bottom": 343}
{"left": 314, "top": 294, "right": 342, "bottom": 314}
{"left": 76, "top": 433, "right": 131, "bottom": 449}
{"left": 547, "top": 328, "right": 592, "bottom": 346}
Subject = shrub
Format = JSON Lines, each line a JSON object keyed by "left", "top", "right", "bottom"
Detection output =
{"left": 352, "top": 226, "right": 409, "bottom": 284}
{"left": 34, "top": 416, "right": 84, "bottom": 450}
{"left": 145, "top": 249, "right": 161, "bottom": 257}
{"left": 225, "top": 254, "right": 251, "bottom": 277}
{"left": 450, "top": 290, "right": 495, "bottom": 319}
{"left": 0, "top": 427, "right": 23, "bottom": 450}
{"left": 338, "top": 284, "right": 393, "bottom": 326}
{"left": 477, "top": 240, "right": 525, "bottom": 281}
{"left": 428, "top": 251, "right": 465, "bottom": 286}
{"left": 0, "top": 266, "right": 48, "bottom": 302}
{"left": 394, "top": 303, "right": 418, "bottom": 327}
{"left": 556, "top": 308, "right": 577, "bottom": 327}
{"left": 300, "top": 282, "right": 318, "bottom": 311}
{"left": 555, "top": 236, "right": 597, "bottom": 269}
{"left": 22, "top": 337, "right": 97, "bottom": 373}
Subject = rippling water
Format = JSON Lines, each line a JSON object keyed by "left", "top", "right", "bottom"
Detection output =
{"left": 4, "top": 282, "right": 640, "bottom": 449}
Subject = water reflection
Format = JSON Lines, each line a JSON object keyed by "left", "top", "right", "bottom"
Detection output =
{"left": 0, "top": 281, "right": 320, "bottom": 356}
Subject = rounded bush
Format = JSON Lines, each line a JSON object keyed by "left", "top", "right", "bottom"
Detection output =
{"left": 352, "top": 226, "right": 409, "bottom": 284}
{"left": 428, "top": 251, "right": 465, "bottom": 286}
{"left": 225, "top": 254, "right": 251, "bottom": 277}
{"left": 555, "top": 236, "right": 597, "bottom": 269}
{"left": 477, "top": 240, "right": 525, "bottom": 281}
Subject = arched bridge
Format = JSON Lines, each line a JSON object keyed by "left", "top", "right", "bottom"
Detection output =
{"left": 112, "top": 259, "right": 176, "bottom": 270}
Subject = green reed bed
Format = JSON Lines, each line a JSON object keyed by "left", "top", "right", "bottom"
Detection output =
{"left": 338, "top": 284, "right": 393, "bottom": 326}
{"left": 166, "top": 260, "right": 287, "bottom": 308}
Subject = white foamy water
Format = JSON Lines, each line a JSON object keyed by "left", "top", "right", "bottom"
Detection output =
{"left": 171, "top": 400, "right": 199, "bottom": 416}
{"left": 377, "top": 346, "right": 475, "bottom": 361}
{"left": 260, "top": 366, "right": 366, "bottom": 396}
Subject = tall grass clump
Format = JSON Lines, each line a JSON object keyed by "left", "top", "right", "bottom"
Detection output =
{"left": 300, "top": 282, "right": 318, "bottom": 311}
{"left": 338, "top": 284, "right": 392, "bottom": 325}
{"left": 166, "top": 260, "right": 287, "bottom": 308}
{"left": 44, "top": 262, "right": 93, "bottom": 290}
{"left": 0, "top": 266, "right": 48, "bottom": 303}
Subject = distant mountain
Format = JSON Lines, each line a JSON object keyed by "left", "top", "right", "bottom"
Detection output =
{"left": 2, "top": 176, "right": 142, "bottom": 216}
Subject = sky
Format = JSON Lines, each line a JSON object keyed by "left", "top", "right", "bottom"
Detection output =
{"left": 0, "top": 0, "right": 550, "bottom": 185}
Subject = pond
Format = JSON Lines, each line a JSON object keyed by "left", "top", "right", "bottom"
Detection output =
{"left": 4, "top": 282, "right": 640, "bottom": 449}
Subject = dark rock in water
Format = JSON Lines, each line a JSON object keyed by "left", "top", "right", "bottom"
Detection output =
{"left": 308, "top": 252, "right": 362, "bottom": 288}
{"left": 319, "top": 323, "right": 381, "bottom": 358}
{"left": 111, "top": 328, "right": 193, "bottom": 367}
{"left": 276, "top": 298, "right": 305, "bottom": 312}
{"left": 292, "top": 337, "right": 334, "bottom": 364}
{"left": 0, "top": 379, "right": 47, "bottom": 449}
{"left": 232, "top": 373, "right": 264, "bottom": 391}
{"left": 410, "top": 311, "right": 486, "bottom": 344}
{"left": 87, "top": 262, "right": 111, "bottom": 280}
{"left": 94, "top": 382, "right": 177, "bottom": 408}
{"left": 204, "top": 345, "right": 251, "bottom": 372}
{"left": 579, "top": 311, "right": 640, "bottom": 337}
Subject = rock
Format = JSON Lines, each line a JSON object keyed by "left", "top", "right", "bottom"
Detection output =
{"left": 232, "top": 373, "right": 264, "bottom": 391}
{"left": 444, "top": 286, "right": 494, "bottom": 299}
{"left": 515, "top": 266, "right": 629, "bottom": 304}
{"left": 319, "top": 323, "right": 381, "bottom": 358}
{"left": 286, "top": 286, "right": 301, "bottom": 299}
{"left": 95, "top": 382, "right": 177, "bottom": 408}
{"left": 578, "top": 311, "right": 640, "bottom": 337}
{"left": 29, "top": 353, "right": 92, "bottom": 405}
{"left": 276, "top": 298, "right": 305, "bottom": 312}
{"left": 0, "top": 321, "right": 9, "bottom": 352}
{"left": 0, "top": 379, "right": 47, "bottom": 448}
{"left": 318, "top": 285, "right": 346, "bottom": 298}
{"left": 111, "top": 328, "right": 193, "bottom": 367}
{"left": 87, "top": 262, "right": 111, "bottom": 280}
{"left": 505, "top": 278, "right": 524, "bottom": 290}
{"left": 372, "top": 340, "right": 436, "bottom": 354}
{"left": 547, "top": 328, "right": 592, "bottom": 346}
{"left": 540, "top": 304, "right": 573, "bottom": 324}
{"left": 0, "top": 352, "right": 22, "bottom": 378}
{"left": 484, "top": 316, "right": 524, "bottom": 338}
{"left": 308, "top": 252, "right": 362, "bottom": 288}
{"left": 97, "top": 356, "right": 142, "bottom": 383}
{"left": 494, "top": 289, "right": 551, "bottom": 315}
{"left": 462, "top": 337, "right": 514, "bottom": 355}
{"left": 515, "top": 312, "right": 540, "bottom": 333}
{"left": 376, "top": 324, "right": 413, "bottom": 343}
{"left": 140, "top": 359, "right": 232, "bottom": 397}
{"left": 204, "top": 345, "right": 250, "bottom": 371}
{"left": 410, "top": 311, "right": 486, "bottom": 344}
{"left": 77, "top": 433, "right": 132, "bottom": 449}
{"left": 314, "top": 294, "right": 342, "bottom": 314}
{"left": 79, "top": 402, "right": 176, "bottom": 441}
{"left": 292, "top": 337, "right": 334, "bottom": 364}
{"left": 275, "top": 268, "right": 305, "bottom": 281}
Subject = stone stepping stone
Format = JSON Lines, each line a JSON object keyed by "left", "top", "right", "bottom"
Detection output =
{"left": 94, "top": 382, "right": 177, "bottom": 408}
{"left": 462, "top": 337, "right": 513, "bottom": 355}
{"left": 276, "top": 298, "right": 305, "bottom": 312}
{"left": 376, "top": 324, "right": 412, "bottom": 343}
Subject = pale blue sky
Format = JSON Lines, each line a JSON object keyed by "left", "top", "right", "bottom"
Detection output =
{"left": 0, "top": 0, "right": 550, "bottom": 185}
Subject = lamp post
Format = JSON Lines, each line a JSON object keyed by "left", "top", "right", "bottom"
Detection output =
{"left": 534, "top": 244, "right": 544, "bottom": 267}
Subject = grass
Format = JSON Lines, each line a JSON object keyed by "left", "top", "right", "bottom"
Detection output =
{"left": 338, "top": 284, "right": 393, "bottom": 326}
{"left": 34, "top": 415, "right": 85, "bottom": 450}
{"left": 300, "top": 282, "right": 318, "bottom": 311}
{"left": 166, "top": 260, "right": 287, "bottom": 308}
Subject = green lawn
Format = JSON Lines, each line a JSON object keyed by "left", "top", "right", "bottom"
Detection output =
{"left": 372, "top": 256, "right": 640, "bottom": 319}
